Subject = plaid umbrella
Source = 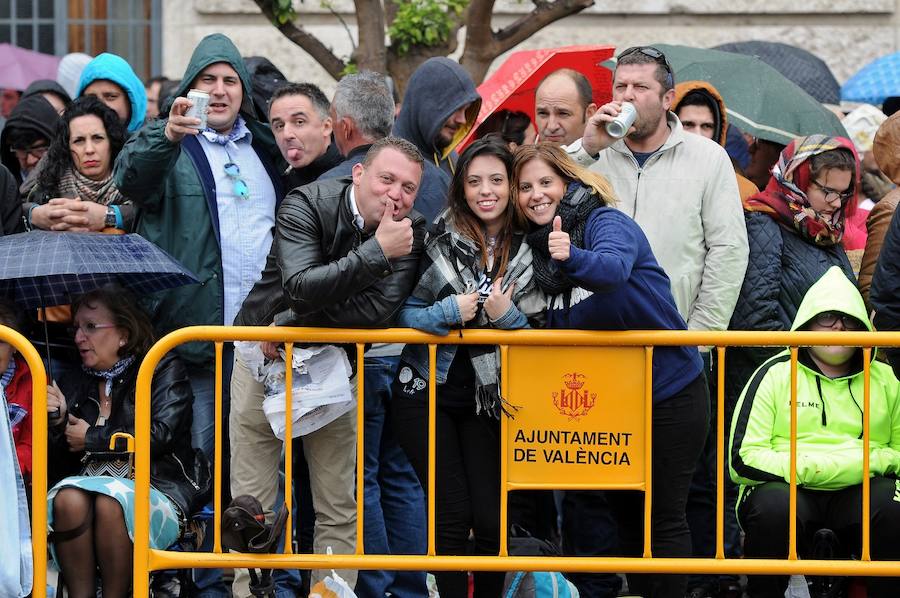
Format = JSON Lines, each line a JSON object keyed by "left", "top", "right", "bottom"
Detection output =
{"left": 0, "top": 231, "right": 199, "bottom": 308}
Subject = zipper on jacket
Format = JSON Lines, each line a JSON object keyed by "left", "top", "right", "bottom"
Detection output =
{"left": 815, "top": 378, "right": 827, "bottom": 426}
{"left": 172, "top": 454, "right": 200, "bottom": 490}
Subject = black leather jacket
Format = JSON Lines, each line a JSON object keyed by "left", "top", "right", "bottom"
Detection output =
{"left": 236, "top": 176, "right": 426, "bottom": 330}
{"left": 49, "top": 353, "right": 205, "bottom": 519}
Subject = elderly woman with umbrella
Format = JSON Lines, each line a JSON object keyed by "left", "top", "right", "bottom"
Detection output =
{"left": 44, "top": 284, "right": 206, "bottom": 598}
{"left": 24, "top": 95, "right": 132, "bottom": 233}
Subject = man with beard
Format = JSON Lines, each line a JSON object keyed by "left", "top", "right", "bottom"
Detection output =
{"left": 534, "top": 69, "right": 597, "bottom": 146}
{"left": 563, "top": 46, "right": 748, "bottom": 598}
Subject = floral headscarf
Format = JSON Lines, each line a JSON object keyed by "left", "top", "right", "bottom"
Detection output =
{"left": 744, "top": 135, "right": 859, "bottom": 246}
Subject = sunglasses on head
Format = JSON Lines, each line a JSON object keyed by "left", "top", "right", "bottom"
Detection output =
{"left": 617, "top": 46, "right": 675, "bottom": 87}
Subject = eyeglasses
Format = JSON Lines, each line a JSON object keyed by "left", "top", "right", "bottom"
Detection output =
{"left": 224, "top": 162, "right": 250, "bottom": 199}
{"left": 10, "top": 144, "right": 49, "bottom": 161}
{"left": 617, "top": 46, "right": 675, "bottom": 87}
{"left": 67, "top": 322, "right": 117, "bottom": 336}
{"left": 810, "top": 179, "right": 853, "bottom": 204}
{"left": 812, "top": 311, "right": 866, "bottom": 331}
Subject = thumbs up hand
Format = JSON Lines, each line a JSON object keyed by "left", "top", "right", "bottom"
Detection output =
{"left": 548, "top": 215, "right": 570, "bottom": 261}
{"left": 375, "top": 202, "right": 414, "bottom": 259}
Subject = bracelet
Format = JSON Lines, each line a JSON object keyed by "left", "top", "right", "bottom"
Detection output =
{"left": 25, "top": 205, "right": 37, "bottom": 231}
{"left": 112, "top": 205, "right": 123, "bottom": 229}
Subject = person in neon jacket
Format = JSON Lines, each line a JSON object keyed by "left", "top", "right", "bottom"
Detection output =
{"left": 729, "top": 265, "right": 900, "bottom": 597}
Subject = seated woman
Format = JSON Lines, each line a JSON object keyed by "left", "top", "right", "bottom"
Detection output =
{"left": 25, "top": 95, "right": 133, "bottom": 233}
{"left": 513, "top": 142, "right": 707, "bottom": 598}
{"left": 729, "top": 266, "right": 900, "bottom": 598}
{"left": 393, "top": 138, "right": 545, "bottom": 598}
{"left": 45, "top": 285, "right": 204, "bottom": 598}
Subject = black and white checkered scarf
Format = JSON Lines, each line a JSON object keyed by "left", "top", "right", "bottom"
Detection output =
{"left": 411, "top": 213, "right": 546, "bottom": 417}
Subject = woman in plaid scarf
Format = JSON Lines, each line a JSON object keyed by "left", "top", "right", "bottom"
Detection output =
{"left": 393, "top": 136, "right": 545, "bottom": 598}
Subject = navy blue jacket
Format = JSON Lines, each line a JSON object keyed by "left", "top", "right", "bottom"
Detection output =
{"left": 548, "top": 207, "right": 703, "bottom": 402}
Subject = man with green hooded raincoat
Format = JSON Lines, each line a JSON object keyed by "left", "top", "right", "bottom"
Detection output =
{"left": 729, "top": 266, "right": 900, "bottom": 597}
{"left": 113, "top": 33, "right": 290, "bottom": 597}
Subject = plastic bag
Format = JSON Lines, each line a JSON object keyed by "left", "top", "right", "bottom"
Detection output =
{"left": 309, "top": 568, "right": 359, "bottom": 598}
{"left": 235, "top": 342, "right": 355, "bottom": 438}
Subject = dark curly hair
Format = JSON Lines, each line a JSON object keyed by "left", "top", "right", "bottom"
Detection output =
{"left": 35, "top": 95, "right": 127, "bottom": 196}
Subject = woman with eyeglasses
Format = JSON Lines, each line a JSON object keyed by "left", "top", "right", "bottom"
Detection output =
{"left": 24, "top": 95, "right": 133, "bottom": 233}
{"left": 725, "top": 136, "right": 859, "bottom": 449}
{"left": 729, "top": 267, "right": 900, "bottom": 598}
{"left": 45, "top": 285, "right": 206, "bottom": 598}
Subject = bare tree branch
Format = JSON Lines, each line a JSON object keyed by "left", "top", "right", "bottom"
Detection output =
{"left": 251, "top": 0, "right": 347, "bottom": 79}
{"left": 495, "top": 0, "right": 594, "bottom": 53}
{"left": 352, "top": 0, "right": 387, "bottom": 71}
{"left": 324, "top": 1, "right": 358, "bottom": 51}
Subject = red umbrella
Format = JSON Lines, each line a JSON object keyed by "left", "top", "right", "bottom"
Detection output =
{"left": 461, "top": 45, "right": 616, "bottom": 149}
{"left": 0, "top": 44, "right": 62, "bottom": 91}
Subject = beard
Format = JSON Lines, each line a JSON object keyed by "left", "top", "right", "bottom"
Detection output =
{"left": 627, "top": 109, "right": 665, "bottom": 141}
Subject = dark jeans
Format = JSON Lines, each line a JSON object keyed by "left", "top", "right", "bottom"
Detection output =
{"left": 393, "top": 394, "right": 504, "bottom": 598}
{"left": 739, "top": 478, "right": 900, "bottom": 598}
{"left": 355, "top": 356, "right": 428, "bottom": 598}
{"left": 686, "top": 352, "right": 742, "bottom": 590}
{"left": 565, "top": 374, "right": 709, "bottom": 598}
{"left": 561, "top": 491, "right": 622, "bottom": 598}
{"left": 187, "top": 345, "right": 233, "bottom": 597}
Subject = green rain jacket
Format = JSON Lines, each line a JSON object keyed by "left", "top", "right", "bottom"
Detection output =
{"left": 113, "top": 34, "right": 284, "bottom": 366}
{"left": 729, "top": 266, "right": 900, "bottom": 492}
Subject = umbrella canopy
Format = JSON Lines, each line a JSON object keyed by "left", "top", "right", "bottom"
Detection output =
{"left": 0, "top": 44, "right": 62, "bottom": 91}
{"left": 842, "top": 52, "right": 900, "bottom": 105}
{"left": 611, "top": 44, "right": 847, "bottom": 146}
{"left": 0, "top": 231, "right": 199, "bottom": 309}
{"left": 713, "top": 41, "right": 841, "bottom": 105}
{"left": 460, "top": 45, "right": 615, "bottom": 149}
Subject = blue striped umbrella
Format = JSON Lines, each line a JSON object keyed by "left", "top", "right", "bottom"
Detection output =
{"left": 0, "top": 231, "right": 198, "bottom": 308}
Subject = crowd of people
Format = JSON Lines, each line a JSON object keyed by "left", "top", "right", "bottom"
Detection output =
{"left": 2, "top": 34, "right": 900, "bottom": 598}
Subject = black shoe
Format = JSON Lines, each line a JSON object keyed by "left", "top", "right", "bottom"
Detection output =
{"left": 687, "top": 581, "right": 719, "bottom": 598}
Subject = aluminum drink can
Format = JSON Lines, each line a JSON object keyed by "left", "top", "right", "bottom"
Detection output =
{"left": 185, "top": 89, "right": 210, "bottom": 130}
{"left": 605, "top": 102, "right": 637, "bottom": 138}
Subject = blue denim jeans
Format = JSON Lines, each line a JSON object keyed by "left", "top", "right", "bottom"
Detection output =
{"left": 354, "top": 355, "right": 428, "bottom": 598}
{"left": 187, "top": 345, "right": 233, "bottom": 598}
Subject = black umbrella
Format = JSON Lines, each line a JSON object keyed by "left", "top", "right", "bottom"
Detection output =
{"left": 713, "top": 41, "right": 841, "bottom": 105}
{"left": 0, "top": 231, "right": 199, "bottom": 379}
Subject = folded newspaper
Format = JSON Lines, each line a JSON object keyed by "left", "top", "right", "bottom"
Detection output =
{"left": 235, "top": 342, "right": 355, "bottom": 439}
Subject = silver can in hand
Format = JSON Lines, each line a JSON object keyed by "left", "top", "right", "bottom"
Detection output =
{"left": 605, "top": 102, "right": 637, "bottom": 139}
{"left": 185, "top": 89, "right": 210, "bottom": 131}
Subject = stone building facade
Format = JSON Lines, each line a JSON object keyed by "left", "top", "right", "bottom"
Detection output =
{"left": 163, "top": 0, "right": 900, "bottom": 98}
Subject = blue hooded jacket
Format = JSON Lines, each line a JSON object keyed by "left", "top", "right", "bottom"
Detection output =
{"left": 75, "top": 53, "right": 147, "bottom": 133}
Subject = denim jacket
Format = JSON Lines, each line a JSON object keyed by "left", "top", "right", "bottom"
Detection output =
{"left": 396, "top": 219, "right": 544, "bottom": 384}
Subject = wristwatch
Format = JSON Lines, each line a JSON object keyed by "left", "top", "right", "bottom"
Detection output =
{"left": 104, "top": 206, "right": 117, "bottom": 228}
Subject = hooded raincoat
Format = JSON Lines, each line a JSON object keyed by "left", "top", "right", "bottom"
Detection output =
{"left": 729, "top": 266, "right": 900, "bottom": 494}
{"left": 113, "top": 34, "right": 285, "bottom": 365}
{"left": 75, "top": 53, "right": 147, "bottom": 133}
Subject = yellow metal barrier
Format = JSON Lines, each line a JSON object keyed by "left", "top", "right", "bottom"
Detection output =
{"left": 118, "top": 327, "right": 900, "bottom": 595}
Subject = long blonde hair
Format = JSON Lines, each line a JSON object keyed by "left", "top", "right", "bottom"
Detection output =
{"left": 512, "top": 142, "right": 619, "bottom": 209}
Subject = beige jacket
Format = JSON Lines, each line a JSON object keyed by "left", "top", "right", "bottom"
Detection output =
{"left": 567, "top": 113, "right": 749, "bottom": 332}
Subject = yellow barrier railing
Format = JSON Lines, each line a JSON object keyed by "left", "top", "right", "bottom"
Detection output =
{"left": 32, "top": 326, "right": 900, "bottom": 596}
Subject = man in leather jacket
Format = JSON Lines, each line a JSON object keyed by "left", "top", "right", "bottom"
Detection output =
{"left": 230, "top": 136, "right": 427, "bottom": 592}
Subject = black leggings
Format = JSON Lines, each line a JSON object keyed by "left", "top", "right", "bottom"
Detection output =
{"left": 393, "top": 395, "right": 503, "bottom": 598}
{"left": 738, "top": 477, "right": 900, "bottom": 598}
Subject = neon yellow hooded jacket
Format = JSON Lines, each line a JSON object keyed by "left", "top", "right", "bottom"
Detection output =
{"left": 729, "top": 266, "right": 900, "bottom": 491}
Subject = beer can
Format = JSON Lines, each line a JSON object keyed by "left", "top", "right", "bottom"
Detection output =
{"left": 185, "top": 89, "right": 210, "bottom": 130}
{"left": 605, "top": 102, "right": 637, "bottom": 139}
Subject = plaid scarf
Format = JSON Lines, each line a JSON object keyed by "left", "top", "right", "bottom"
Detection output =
{"left": 744, "top": 135, "right": 859, "bottom": 247}
{"left": 82, "top": 355, "right": 136, "bottom": 397}
{"left": 411, "top": 214, "right": 545, "bottom": 417}
{"left": 56, "top": 167, "right": 127, "bottom": 207}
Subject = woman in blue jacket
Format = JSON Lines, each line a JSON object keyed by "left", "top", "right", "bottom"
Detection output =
{"left": 513, "top": 142, "right": 707, "bottom": 598}
{"left": 393, "top": 137, "right": 545, "bottom": 598}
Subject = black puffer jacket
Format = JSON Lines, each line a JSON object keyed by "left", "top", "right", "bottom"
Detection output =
{"left": 236, "top": 176, "right": 426, "bottom": 330}
{"left": 49, "top": 353, "right": 206, "bottom": 519}
{"left": 872, "top": 203, "right": 900, "bottom": 376}
{"left": 724, "top": 211, "right": 855, "bottom": 411}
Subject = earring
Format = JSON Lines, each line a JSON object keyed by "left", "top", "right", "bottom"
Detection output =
{"left": 119, "top": 340, "right": 126, "bottom": 347}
